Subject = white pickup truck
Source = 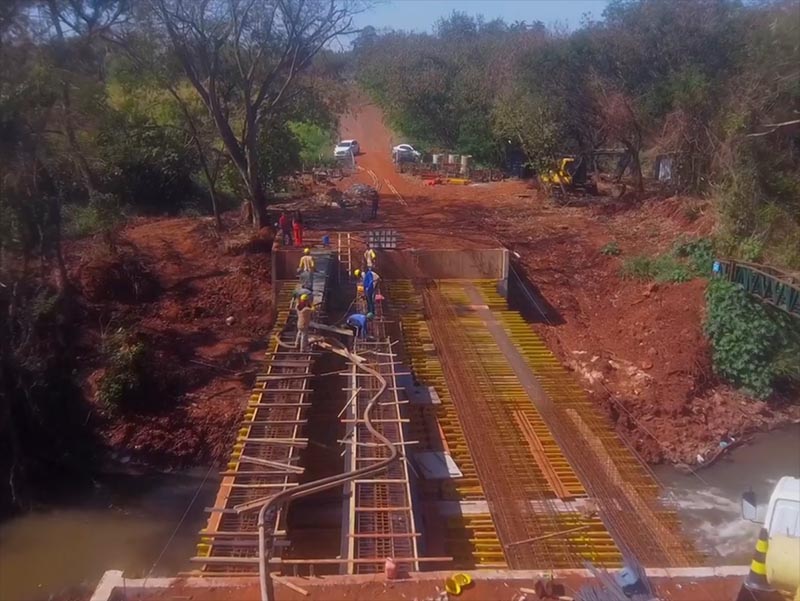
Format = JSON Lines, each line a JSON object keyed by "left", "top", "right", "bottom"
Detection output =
{"left": 741, "top": 476, "right": 800, "bottom": 599}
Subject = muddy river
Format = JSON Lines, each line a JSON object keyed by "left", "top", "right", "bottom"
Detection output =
{"left": 0, "top": 468, "right": 219, "bottom": 601}
{"left": 656, "top": 423, "right": 800, "bottom": 564}
{"left": 0, "top": 427, "right": 797, "bottom": 600}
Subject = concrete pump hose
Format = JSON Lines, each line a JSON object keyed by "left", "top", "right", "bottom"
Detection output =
{"left": 256, "top": 335, "right": 399, "bottom": 601}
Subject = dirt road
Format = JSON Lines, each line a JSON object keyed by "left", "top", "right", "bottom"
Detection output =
{"left": 339, "top": 105, "right": 527, "bottom": 249}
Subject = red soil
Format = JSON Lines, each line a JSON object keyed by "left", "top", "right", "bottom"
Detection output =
{"left": 66, "top": 214, "right": 273, "bottom": 465}
{"left": 332, "top": 101, "right": 800, "bottom": 465}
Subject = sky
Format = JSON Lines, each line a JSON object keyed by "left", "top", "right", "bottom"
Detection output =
{"left": 351, "top": 0, "right": 611, "bottom": 34}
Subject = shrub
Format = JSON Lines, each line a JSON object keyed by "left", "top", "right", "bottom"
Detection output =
{"left": 97, "top": 329, "right": 149, "bottom": 411}
{"left": 705, "top": 279, "right": 800, "bottom": 399}
{"left": 621, "top": 255, "right": 655, "bottom": 280}
{"left": 622, "top": 254, "right": 691, "bottom": 283}
{"left": 64, "top": 193, "right": 124, "bottom": 239}
{"left": 673, "top": 237, "right": 714, "bottom": 275}
{"left": 622, "top": 238, "right": 714, "bottom": 283}
{"left": 600, "top": 241, "right": 621, "bottom": 256}
{"left": 652, "top": 255, "right": 692, "bottom": 283}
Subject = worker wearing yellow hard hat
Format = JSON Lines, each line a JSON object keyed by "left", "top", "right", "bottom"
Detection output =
{"left": 299, "top": 249, "right": 314, "bottom": 271}
{"left": 354, "top": 269, "right": 364, "bottom": 297}
{"left": 297, "top": 248, "right": 315, "bottom": 291}
{"left": 364, "top": 244, "right": 377, "bottom": 269}
{"left": 362, "top": 267, "right": 380, "bottom": 315}
{"left": 295, "top": 296, "right": 313, "bottom": 351}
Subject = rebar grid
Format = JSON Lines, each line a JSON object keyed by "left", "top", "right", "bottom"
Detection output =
{"left": 455, "top": 281, "right": 702, "bottom": 567}
{"left": 422, "top": 283, "right": 607, "bottom": 569}
{"left": 343, "top": 333, "right": 419, "bottom": 574}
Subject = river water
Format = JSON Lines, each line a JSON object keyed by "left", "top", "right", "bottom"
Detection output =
{"left": 0, "top": 468, "right": 219, "bottom": 601}
{"left": 655, "top": 423, "right": 800, "bottom": 564}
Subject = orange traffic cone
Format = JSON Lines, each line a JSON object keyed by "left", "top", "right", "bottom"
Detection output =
{"left": 738, "top": 528, "right": 774, "bottom": 599}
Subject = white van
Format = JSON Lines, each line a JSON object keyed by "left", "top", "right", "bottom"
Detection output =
{"left": 741, "top": 476, "right": 800, "bottom": 598}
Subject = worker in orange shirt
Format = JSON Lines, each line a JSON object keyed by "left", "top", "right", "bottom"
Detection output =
{"left": 292, "top": 211, "right": 304, "bottom": 246}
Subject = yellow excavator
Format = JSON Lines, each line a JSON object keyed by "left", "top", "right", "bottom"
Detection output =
{"left": 539, "top": 156, "right": 599, "bottom": 197}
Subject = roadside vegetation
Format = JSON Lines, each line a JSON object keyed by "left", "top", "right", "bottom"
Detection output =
{"left": 620, "top": 238, "right": 714, "bottom": 284}
{"left": 706, "top": 280, "right": 800, "bottom": 400}
{"left": 615, "top": 236, "right": 800, "bottom": 397}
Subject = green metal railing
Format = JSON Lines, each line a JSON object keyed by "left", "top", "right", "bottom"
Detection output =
{"left": 714, "top": 259, "right": 800, "bottom": 317}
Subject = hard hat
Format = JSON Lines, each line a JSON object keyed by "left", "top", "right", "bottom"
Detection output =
{"left": 303, "top": 247, "right": 310, "bottom": 254}
{"left": 354, "top": 269, "right": 361, "bottom": 277}
{"left": 300, "top": 294, "right": 309, "bottom": 300}
{"left": 366, "top": 312, "right": 375, "bottom": 320}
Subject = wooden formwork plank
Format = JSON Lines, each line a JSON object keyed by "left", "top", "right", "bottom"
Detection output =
{"left": 512, "top": 410, "right": 575, "bottom": 501}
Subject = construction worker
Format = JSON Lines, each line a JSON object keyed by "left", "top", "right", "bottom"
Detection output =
{"left": 296, "top": 301, "right": 313, "bottom": 351}
{"left": 362, "top": 267, "right": 380, "bottom": 315}
{"left": 370, "top": 190, "right": 379, "bottom": 219}
{"left": 298, "top": 247, "right": 315, "bottom": 273}
{"left": 353, "top": 268, "right": 367, "bottom": 313}
{"left": 291, "top": 286, "right": 313, "bottom": 309}
{"left": 346, "top": 312, "right": 370, "bottom": 340}
{"left": 297, "top": 247, "right": 314, "bottom": 290}
{"left": 364, "top": 244, "right": 377, "bottom": 270}
{"left": 278, "top": 211, "right": 292, "bottom": 246}
{"left": 298, "top": 293, "right": 312, "bottom": 310}
{"left": 292, "top": 211, "right": 304, "bottom": 246}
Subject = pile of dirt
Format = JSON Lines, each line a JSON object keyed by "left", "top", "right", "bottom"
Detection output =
{"left": 66, "top": 214, "right": 273, "bottom": 465}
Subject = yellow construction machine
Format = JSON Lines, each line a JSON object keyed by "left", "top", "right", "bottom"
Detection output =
{"left": 539, "top": 156, "right": 599, "bottom": 197}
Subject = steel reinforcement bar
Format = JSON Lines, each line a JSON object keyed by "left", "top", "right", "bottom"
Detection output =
{"left": 433, "top": 280, "right": 702, "bottom": 568}
{"left": 193, "top": 283, "right": 315, "bottom": 574}
{"left": 385, "top": 281, "right": 507, "bottom": 569}
{"left": 192, "top": 251, "right": 335, "bottom": 575}
{"left": 422, "top": 282, "right": 618, "bottom": 569}
{"left": 340, "top": 336, "right": 420, "bottom": 574}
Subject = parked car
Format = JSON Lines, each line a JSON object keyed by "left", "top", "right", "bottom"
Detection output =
{"left": 392, "top": 143, "right": 421, "bottom": 161}
{"left": 334, "top": 139, "right": 360, "bottom": 158}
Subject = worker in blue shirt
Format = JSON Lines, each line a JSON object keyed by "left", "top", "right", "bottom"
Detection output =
{"left": 346, "top": 313, "right": 371, "bottom": 339}
{"left": 361, "top": 267, "right": 380, "bottom": 315}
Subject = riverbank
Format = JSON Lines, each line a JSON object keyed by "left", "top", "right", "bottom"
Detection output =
{"left": 66, "top": 214, "right": 273, "bottom": 466}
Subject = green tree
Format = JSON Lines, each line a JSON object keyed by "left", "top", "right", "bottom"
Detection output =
{"left": 150, "top": 0, "right": 360, "bottom": 228}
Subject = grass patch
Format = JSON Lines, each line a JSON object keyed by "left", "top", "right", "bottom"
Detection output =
{"left": 600, "top": 241, "right": 621, "bottom": 256}
{"left": 621, "top": 237, "right": 714, "bottom": 283}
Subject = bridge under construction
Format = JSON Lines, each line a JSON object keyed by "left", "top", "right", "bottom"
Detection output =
{"left": 182, "top": 233, "right": 703, "bottom": 592}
